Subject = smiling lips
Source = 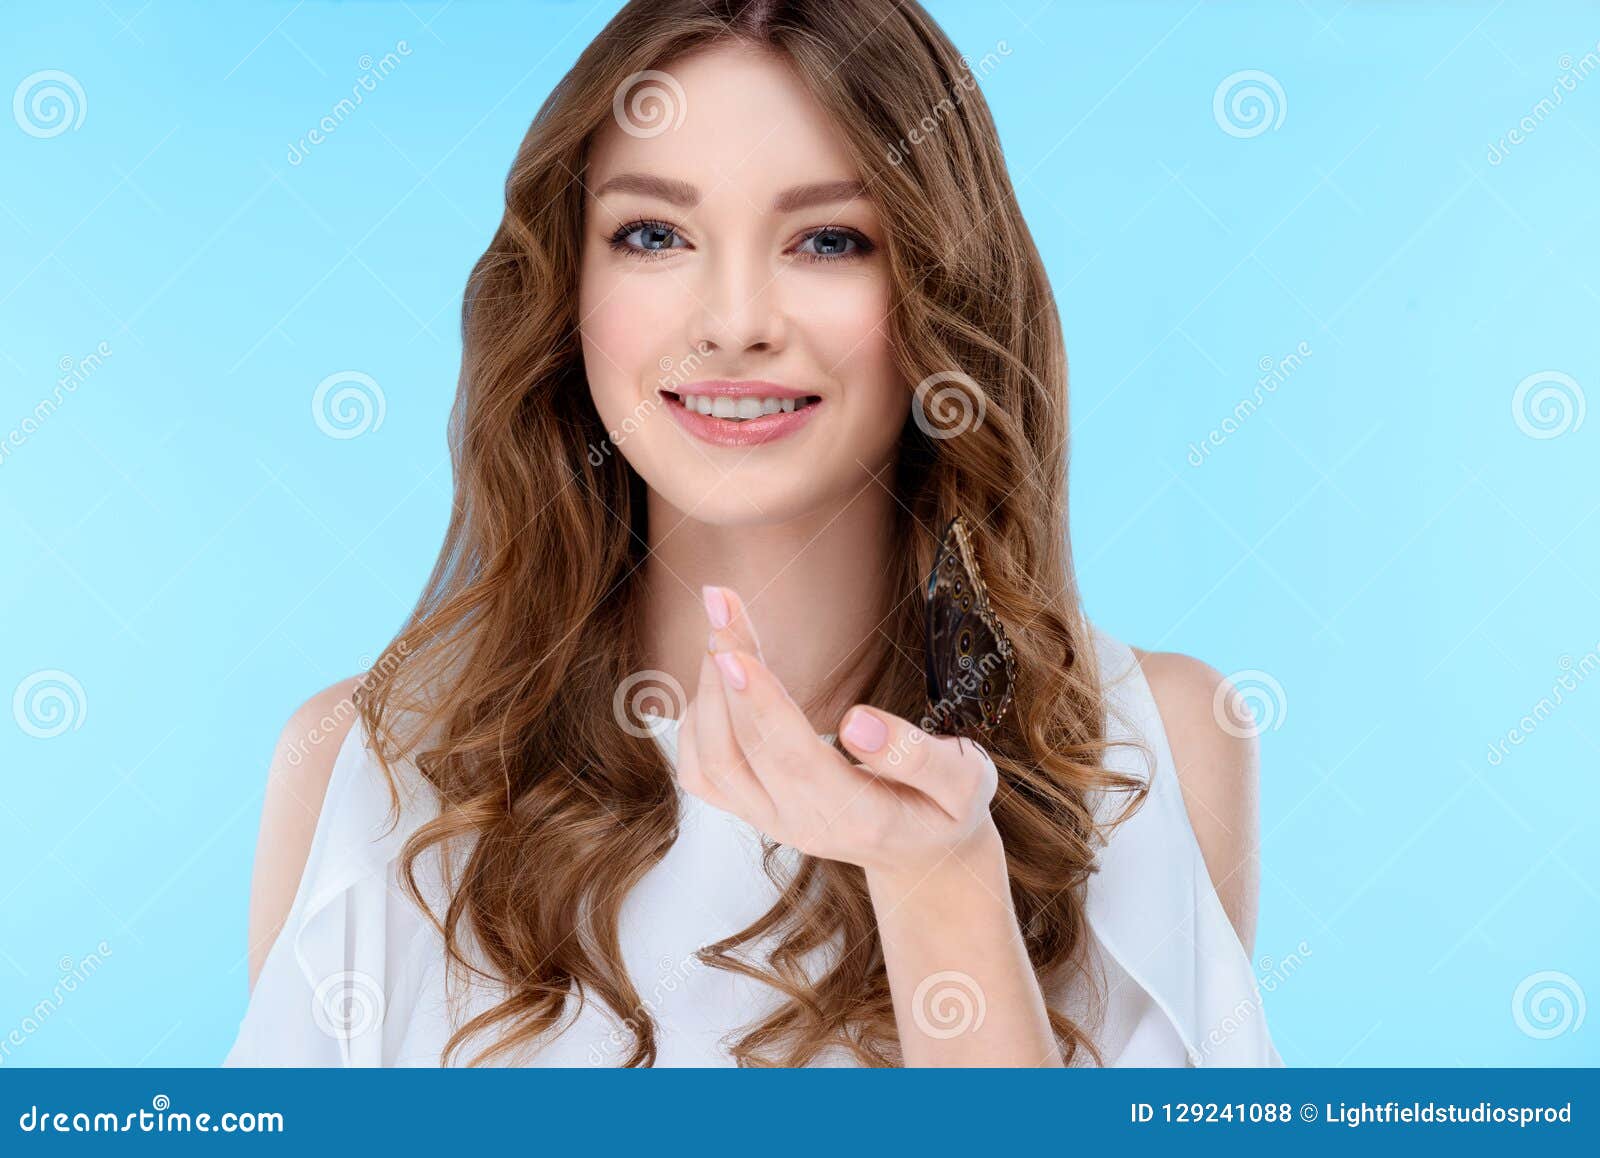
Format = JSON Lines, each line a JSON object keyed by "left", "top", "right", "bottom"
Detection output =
{"left": 659, "top": 382, "right": 824, "bottom": 447}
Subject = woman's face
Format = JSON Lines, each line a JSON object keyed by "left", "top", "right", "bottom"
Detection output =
{"left": 578, "top": 43, "right": 907, "bottom": 527}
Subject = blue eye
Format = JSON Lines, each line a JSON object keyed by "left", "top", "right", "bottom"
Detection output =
{"left": 794, "top": 228, "right": 871, "bottom": 261}
{"left": 608, "top": 219, "right": 686, "bottom": 258}
{"left": 605, "top": 219, "right": 875, "bottom": 263}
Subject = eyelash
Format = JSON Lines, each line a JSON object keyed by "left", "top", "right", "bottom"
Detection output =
{"left": 605, "top": 218, "right": 875, "bottom": 264}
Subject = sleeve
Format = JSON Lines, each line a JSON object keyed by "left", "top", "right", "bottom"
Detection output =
{"left": 222, "top": 720, "right": 437, "bottom": 1067}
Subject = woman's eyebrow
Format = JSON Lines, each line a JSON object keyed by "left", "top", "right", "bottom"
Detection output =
{"left": 592, "top": 173, "right": 869, "bottom": 212}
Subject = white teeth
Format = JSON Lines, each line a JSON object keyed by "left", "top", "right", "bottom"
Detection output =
{"left": 677, "top": 394, "right": 813, "bottom": 420}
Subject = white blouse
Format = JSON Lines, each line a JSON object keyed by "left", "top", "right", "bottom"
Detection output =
{"left": 223, "top": 622, "right": 1283, "bottom": 1067}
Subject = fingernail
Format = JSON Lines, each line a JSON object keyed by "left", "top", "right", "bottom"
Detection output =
{"left": 702, "top": 585, "right": 731, "bottom": 629}
{"left": 707, "top": 629, "right": 719, "bottom": 654}
{"left": 841, "top": 708, "right": 887, "bottom": 752}
{"left": 713, "top": 650, "right": 746, "bottom": 690}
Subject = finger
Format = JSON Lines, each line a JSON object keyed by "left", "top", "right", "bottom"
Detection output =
{"left": 836, "top": 706, "right": 996, "bottom": 821}
{"left": 711, "top": 648, "right": 850, "bottom": 800}
{"left": 703, "top": 584, "right": 764, "bottom": 663}
{"left": 691, "top": 647, "right": 775, "bottom": 823}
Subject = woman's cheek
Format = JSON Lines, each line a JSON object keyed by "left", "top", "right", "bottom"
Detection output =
{"left": 805, "top": 277, "right": 906, "bottom": 444}
{"left": 580, "top": 273, "right": 670, "bottom": 410}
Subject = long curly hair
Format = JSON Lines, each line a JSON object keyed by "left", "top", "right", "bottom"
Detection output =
{"left": 355, "top": 0, "right": 1151, "bottom": 1067}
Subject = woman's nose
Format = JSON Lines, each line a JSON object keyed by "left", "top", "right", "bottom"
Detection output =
{"left": 687, "top": 248, "right": 787, "bottom": 355}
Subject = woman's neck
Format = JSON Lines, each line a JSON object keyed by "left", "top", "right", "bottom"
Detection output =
{"left": 640, "top": 479, "right": 899, "bottom": 734}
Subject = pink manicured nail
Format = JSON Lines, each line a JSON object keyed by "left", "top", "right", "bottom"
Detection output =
{"left": 713, "top": 650, "right": 746, "bottom": 690}
{"left": 841, "top": 708, "right": 887, "bottom": 752}
{"left": 703, "top": 585, "right": 731, "bottom": 629}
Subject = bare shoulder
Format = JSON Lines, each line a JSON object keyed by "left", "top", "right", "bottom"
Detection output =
{"left": 244, "top": 677, "right": 364, "bottom": 991}
{"left": 1127, "top": 646, "right": 1260, "bottom": 955}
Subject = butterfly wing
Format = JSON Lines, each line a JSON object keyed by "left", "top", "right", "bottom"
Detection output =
{"left": 923, "top": 516, "right": 1016, "bottom": 737}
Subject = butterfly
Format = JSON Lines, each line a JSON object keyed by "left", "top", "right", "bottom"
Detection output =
{"left": 922, "top": 515, "right": 1017, "bottom": 741}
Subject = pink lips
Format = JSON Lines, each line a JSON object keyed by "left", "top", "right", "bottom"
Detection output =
{"left": 660, "top": 388, "right": 823, "bottom": 447}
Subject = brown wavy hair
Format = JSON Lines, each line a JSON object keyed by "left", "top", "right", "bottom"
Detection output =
{"left": 355, "top": 0, "right": 1151, "bottom": 1067}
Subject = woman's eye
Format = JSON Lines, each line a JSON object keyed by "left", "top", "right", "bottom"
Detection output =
{"left": 607, "top": 221, "right": 872, "bottom": 262}
{"left": 611, "top": 221, "right": 686, "bottom": 258}
{"left": 795, "top": 228, "right": 870, "bottom": 261}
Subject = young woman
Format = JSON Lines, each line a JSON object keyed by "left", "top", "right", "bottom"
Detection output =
{"left": 225, "top": 0, "right": 1281, "bottom": 1067}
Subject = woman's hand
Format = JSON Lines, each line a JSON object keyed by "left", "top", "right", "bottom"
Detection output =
{"left": 674, "top": 584, "right": 1002, "bottom": 882}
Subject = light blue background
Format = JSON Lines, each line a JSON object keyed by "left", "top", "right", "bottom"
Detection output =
{"left": 1, "top": 1, "right": 1595, "bottom": 1067}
